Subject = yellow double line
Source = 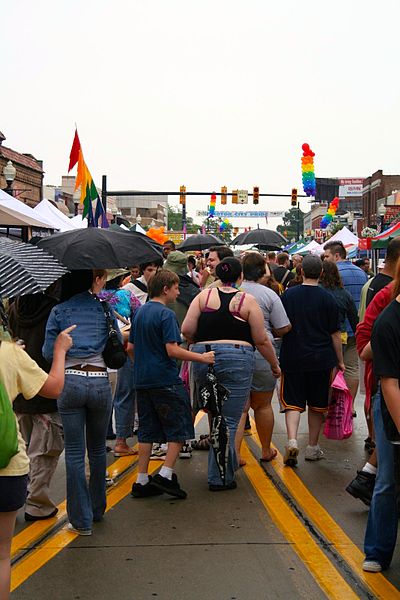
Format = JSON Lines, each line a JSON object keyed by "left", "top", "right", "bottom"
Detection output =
{"left": 245, "top": 422, "right": 400, "bottom": 599}
{"left": 11, "top": 410, "right": 207, "bottom": 591}
{"left": 11, "top": 452, "right": 163, "bottom": 591}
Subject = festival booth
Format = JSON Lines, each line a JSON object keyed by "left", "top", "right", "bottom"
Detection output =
{"left": 33, "top": 199, "right": 80, "bottom": 232}
{"left": 70, "top": 214, "right": 88, "bottom": 229}
{"left": 326, "top": 226, "right": 359, "bottom": 258}
{"left": 359, "top": 222, "right": 400, "bottom": 250}
{"left": 0, "top": 190, "right": 54, "bottom": 240}
{"left": 297, "top": 239, "right": 324, "bottom": 255}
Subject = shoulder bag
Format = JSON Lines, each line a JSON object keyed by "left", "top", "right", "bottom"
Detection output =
{"left": 99, "top": 300, "right": 127, "bottom": 369}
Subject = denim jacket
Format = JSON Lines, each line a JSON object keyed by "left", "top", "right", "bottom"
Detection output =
{"left": 42, "top": 292, "right": 121, "bottom": 362}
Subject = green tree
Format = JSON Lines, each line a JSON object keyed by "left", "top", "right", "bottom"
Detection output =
{"left": 277, "top": 207, "right": 305, "bottom": 241}
{"left": 202, "top": 216, "right": 233, "bottom": 244}
{"left": 167, "top": 205, "right": 201, "bottom": 234}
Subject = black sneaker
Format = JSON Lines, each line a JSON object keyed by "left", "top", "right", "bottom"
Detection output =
{"left": 131, "top": 476, "right": 164, "bottom": 498}
{"left": 152, "top": 473, "right": 187, "bottom": 499}
{"left": 345, "top": 470, "right": 376, "bottom": 506}
{"left": 209, "top": 481, "right": 237, "bottom": 492}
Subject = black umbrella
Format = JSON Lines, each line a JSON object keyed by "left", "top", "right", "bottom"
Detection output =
{"left": 177, "top": 234, "right": 225, "bottom": 251}
{"left": 199, "top": 364, "right": 230, "bottom": 485}
{"left": 0, "top": 237, "right": 68, "bottom": 298}
{"left": 231, "top": 228, "right": 287, "bottom": 249}
{"left": 37, "top": 228, "right": 163, "bottom": 269}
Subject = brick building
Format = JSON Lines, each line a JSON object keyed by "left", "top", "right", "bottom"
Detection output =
{"left": 362, "top": 170, "right": 400, "bottom": 228}
{"left": 0, "top": 131, "right": 44, "bottom": 206}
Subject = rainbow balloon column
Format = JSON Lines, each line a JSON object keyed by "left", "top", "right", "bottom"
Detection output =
{"left": 208, "top": 193, "right": 216, "bottom": 218}
{"left": 301, "top": 143, "right": 316, "bottom": 197}
{"left": 219, "top": 218, "right": 230, "bottom": 233}
{"left": 320, "top": 197, "right": 340, "bottom": 229}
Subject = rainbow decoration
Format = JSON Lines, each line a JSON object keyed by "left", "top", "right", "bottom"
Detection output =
{"left": 320, "top": 197, "right": 340, "bottom": 229}
{"left": 208, "top": 193, "right": 216, "bottom": 217}
{"left": 219, "top": 218, "right": 230, "bottom": 233}
{"left": 301, "top": 143, "right": 316, "bottom": 197}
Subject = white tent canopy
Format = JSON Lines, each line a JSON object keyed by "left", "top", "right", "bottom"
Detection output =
{"left": 33, "top": 199, "right": 79, "bottom": 232}
{"left": 298, "top": 240, "right": 324, "bottom": 255}
{"left": 0, "top": 190, "right": 54, "bottom": 228}
{"left": 325, "top": 226, "right": 359, "bottom": 247}
{"left": 70, "top": 214, "right": 88, "bottom": 229}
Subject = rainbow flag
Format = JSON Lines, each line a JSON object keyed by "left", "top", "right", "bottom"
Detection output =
{"left": 68, "top": 129, "right": 105, "bottom": 226}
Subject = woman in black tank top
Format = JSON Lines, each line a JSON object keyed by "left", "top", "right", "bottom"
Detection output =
{"left": 182, "top": 258, "right": 280, "bottom": 491}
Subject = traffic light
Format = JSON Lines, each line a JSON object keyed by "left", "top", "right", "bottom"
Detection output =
{"left": 291, "top": 188, "right": 298, "bottom": 207}
{"left": 232, "top": 189, "right": 238, "bottom": 204}
{"left": 221, "top": 186, "right": 227, "bottom": 205}
{"left": 179, "top": 185, "right": 186, "bottom": 205}
{"left": 253, "top": 186, "right": 259, "bottom": 204}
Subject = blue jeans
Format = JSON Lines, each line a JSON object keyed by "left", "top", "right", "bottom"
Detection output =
{"left": 114, "top": 357, "right": 135, "bottom": 438}
{"left": 191, "top": 343, "right": 254, "bottom": 486}
{"left": 364, "top": 387, "right": 398, "bottom": 569}
{"left": 58, "top": 375, "right": 112, "bottom": 530}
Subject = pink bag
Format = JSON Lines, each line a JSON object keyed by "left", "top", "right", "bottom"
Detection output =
{"left": 323, "top": 371, "right": 353, "bottom": 440}
{"left": 180, "top": 361, "right": 190, "bottom": 394}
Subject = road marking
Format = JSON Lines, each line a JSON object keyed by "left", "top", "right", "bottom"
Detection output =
{"left": 248, "top": 420, "right": 400, "bottom": 599}
{"left": 242, "top": 443, "right": 359, "bottom": 600}
{"left": 11, "top": 459, "right": 163, "bottom": 591}
{"left": 11, "top": 452, "right": 138, "bottom": 559}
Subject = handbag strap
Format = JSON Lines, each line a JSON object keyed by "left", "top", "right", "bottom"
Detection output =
{"left": 96, "top": 297, "right": 116, "bottom": 334}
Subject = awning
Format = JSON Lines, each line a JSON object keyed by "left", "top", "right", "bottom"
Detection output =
{"left": 33, "top": 199, "right": 79, "bottom": 231}
{"left": 0, "top": 190, "right": 54, "bottom": 228}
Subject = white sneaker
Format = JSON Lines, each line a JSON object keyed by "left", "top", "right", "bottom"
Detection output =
{"left": 150, "top": 443, "right": 167, "bottom": 460}
{"left": 67, "top": 523, "right": 92, "bottom": 536}
{"left": 305, "top": 445, "right": 324, "bottom": 461}
{"left": 179, "top": 443, "right": 192, "bottom": 459}
{"left": 362, "top": 560, "right": 382, "bottom": 572}
{"left": 284, "top": 439, "right": 299, "bottom": 466}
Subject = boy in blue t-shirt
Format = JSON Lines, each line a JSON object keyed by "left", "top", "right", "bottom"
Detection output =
{"left": 128, "top": 270, "right": 214, "bottom": 499}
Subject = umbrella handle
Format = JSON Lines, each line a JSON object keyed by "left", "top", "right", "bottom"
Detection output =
{"left": 205, "top": 344, "right": 216, "bottom": 376}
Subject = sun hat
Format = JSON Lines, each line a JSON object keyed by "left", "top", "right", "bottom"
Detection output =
{"left": 163, "top": 251, "right": 188, "bottom": 276}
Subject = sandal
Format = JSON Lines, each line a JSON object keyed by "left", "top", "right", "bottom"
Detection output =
{"left": 191, "top": 437, "right": 210, "bottom": 450}
{"left": 260, "top": 449, "right": 278, "bottom": 463}
{"left": 113, "top": 445, "right": 138, "bottom": 457}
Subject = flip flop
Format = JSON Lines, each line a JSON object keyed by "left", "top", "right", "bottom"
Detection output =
{"left": 260, "top": 449, "right": 278, "bottom": 463}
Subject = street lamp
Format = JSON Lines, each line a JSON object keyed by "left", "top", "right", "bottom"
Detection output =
{"left": 2, "top": 160, "right": 16, "bottom": 196}
{"left": 347, "top": 212, "right": 354, "bottom": 231}
{"left": 378, "top": 204, "right": 386, "bottom": 232}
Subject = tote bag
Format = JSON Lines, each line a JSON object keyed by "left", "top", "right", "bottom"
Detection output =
{"left": 323, "top": 371, "right": 353, "bottom": 441}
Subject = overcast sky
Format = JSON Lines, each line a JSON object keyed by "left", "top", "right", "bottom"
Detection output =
{"left": 2, "top": 0, "right": 399, "bottom": 228}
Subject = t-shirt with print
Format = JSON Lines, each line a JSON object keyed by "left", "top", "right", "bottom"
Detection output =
{"left": 129, "top": 301, "right": 182, "bottom": 389}
{"left": 280, "top": 285, "right": 340, "bottom": 373}
{"left": 0, "top": 342, "right": 48, "bottom": 476}
{"left": 241, "top": 281, "right": 290, "bottom": 340}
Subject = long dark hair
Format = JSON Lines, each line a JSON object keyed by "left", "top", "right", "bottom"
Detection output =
{"left": 320, "top": 261, "right": 343, "bottom": 290}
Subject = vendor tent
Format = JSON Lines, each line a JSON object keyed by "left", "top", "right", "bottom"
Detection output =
{"left": 326, "top": 226, "right": 359, "bottom": 256}
{"left": 371, "top": 222, "right": 400, "bottom": 249}
{"left": 70, "top": 214, "right": 88, "bottom": 228}
{"left": 33, "top": 199, "right": 79, "bottom": 231}
{"left": 0, "top": 190, "right": 54, "bottom": 228}
{"left": 298, "top": 240, "right": 324, "bottom": 255}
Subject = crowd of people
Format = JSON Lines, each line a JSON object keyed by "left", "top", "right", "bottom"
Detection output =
{"left": 1, "top": 235, "right": 400, "bottom": 597}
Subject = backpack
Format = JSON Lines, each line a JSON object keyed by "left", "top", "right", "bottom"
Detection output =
{"left": 0, "top": 378, "right": 19, "bottom": 469}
